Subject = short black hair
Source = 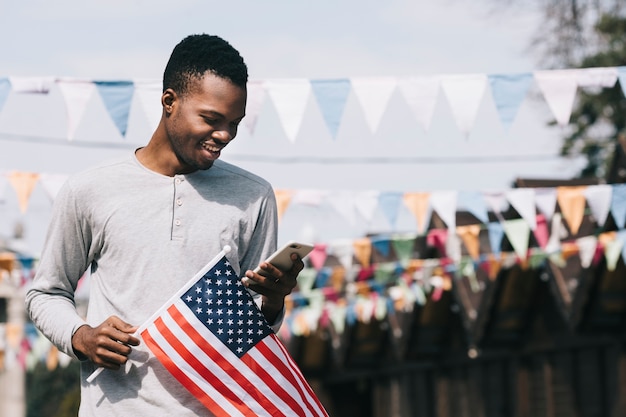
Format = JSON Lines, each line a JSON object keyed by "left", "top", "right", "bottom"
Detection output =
{"left": 163, "top": 34, "right": 248, "bottom": 95}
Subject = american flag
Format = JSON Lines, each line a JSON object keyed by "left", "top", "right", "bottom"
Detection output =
{"left": 139, "top": 248, "right": 328, "bottom": 417}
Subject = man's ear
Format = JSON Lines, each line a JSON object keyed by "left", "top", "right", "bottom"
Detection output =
{"left": 162, "top": 89, "right": 177, "bottom": 113}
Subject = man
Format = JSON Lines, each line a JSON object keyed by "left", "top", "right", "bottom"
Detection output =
{"left": 26, "top": 34, "right": 303, "bottom": 416}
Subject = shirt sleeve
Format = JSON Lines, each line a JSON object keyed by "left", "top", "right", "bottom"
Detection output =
{"left": 24, "top": 180, "right": 94, "bottom": 359}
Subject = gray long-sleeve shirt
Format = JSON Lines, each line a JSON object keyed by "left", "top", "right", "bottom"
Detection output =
{"left": 25, "top": 154, "right": 278, "bottom": 416}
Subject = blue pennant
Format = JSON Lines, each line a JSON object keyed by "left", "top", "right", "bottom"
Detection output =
{"left": 310, "top": 79, "right": 351, "bottom": 139}
{"left": 95, "top": 80, "right": 135, "bottom": 137}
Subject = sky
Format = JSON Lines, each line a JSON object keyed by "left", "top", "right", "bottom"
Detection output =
{"left": 0, "top": 0, "right": 587, "bottom": 252}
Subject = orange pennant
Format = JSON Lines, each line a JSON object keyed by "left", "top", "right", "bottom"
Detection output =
{"left": 0, "top": 252, "right": 16, "bottom": 273}
{"left": 456, "top": 224, "right": 481, "bottom": 260}
{"left": 556, "top": 186, "right": 587, "bottom": 235}
{"left": 352, "top": 237, "right": 372, "bottom": 268}
{"left": 403, "top": 192, "right": 431, "bottom": 234}
{"left": 8, "top": 171, "right": 40, "bottom": 213}
{"left": 273, "top": 189, "right": 293, "bottom": 221}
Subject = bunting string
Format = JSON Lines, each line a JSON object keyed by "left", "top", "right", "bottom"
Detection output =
{"left": 0, "top": 66, "right": 625, "bottom": 142}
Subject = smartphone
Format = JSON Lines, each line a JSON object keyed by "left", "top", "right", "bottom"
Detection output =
{"left": 253, "top": 241, "right": 314, "bottom": 274}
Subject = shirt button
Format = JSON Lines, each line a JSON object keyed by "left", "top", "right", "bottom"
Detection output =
{"left": 175, "top": 178, "right": 181, "bottom": 185}
{"left": 175, "top": 219, "right": 181, "bottom": 226}
{"left": 176, "top": 199, "right": 183, "bottom": 206}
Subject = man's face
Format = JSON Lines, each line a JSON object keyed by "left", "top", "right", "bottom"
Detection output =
{"left": 165, "top": 73, "right": 246, "bottom": 173}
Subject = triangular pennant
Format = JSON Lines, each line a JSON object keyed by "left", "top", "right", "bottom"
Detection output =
{"left": 545, "top": 213, "right": 566, "bottom": 255}
{"left": 371, "top": 236, "right": 391, "bottom": 258}
{"left": 487, "top": 222, "right": 504, "bottom": 255}
{"left": 391, "top": 235, "right": 415, "bottom": 264}
{"left": 482, "top": 190, "right": 509, "bottom": 217}
{"left": 583, "top": 184, "right": 612, "bottom": 227}
{"left": 506, "top": 188, "right": 537, "bottom": 230}
{"left": 619, "top": 230, "right": 626, "bottom": 267}
{"left": 556, "top": 186, "right": 587, "bottom": 235}
{"left": 619, "top": 67, "right": 626, "bottom": 97}
{"left": 350, "top": 77, "right": 397, "bottom": 133}
{"left": 534, "top": 187, "right": 558, "bottom": 221}
{"left": 94, "top": 81, "right": 135, "bottom": 137}
{"left": 576, "top": 67, "right": 618, "bottom": 89}
{"left": 295, "top": 268, "right": 317, "bottom": 293}
{"left": 273, "top": 189, "right": 293, "bottom": 221}
{"left": 534, "top": 69, "right": 579, "bottom": 127}
{"left": 328, "top": 191, "right": 357, "bottom": 226}
{"left": 397, "top": 76, "right": 440, "bottom": 131}
{"left": 378, "top": 191, "right": 404, "bottom": 228}
{"left": 502, "top": 218, "right": 530, "bottom": 260}
{"left": 456, "top": 224, "right": 481, "bottom": 260}
{"left": 264, "top": 79, "right": 311, "bottom": 142}
{"left": 426, "top": 229, "right": 448, "bottom": 257}
{"left": 610, "top": 184, "right": 626, "bottom": 229}
{"left": 533, "top": 214, "right": 550, "bottom": 249}
{"left": 440, "top": 74, "right": 488, "bottom": 137}
{"left": 328, "top": 239, "right": 355, "bottom": 271}
{"left": 576, "top": 235, "right": 598, "bottom": 269}
{"left": 354, "top": 190, "right": 380, "bottom": 223}
{"left": 429, "top": 190, "right": 457, "bottom": 229}
{"left": 310, "top": 79, "right": 351, "bottom": 139}
{"left": 602, "top": 232, "right": 623, "bottom": 271}
{"left": 352, "top": 238, "right": 372, "bottom": 268}
{"left": 457, "top": 190, "right": 489, "bottom": 224}
{"left": 402, "top": 192, "right": 431, "bottom": 234}
{"left": 291, "top": 189, "right": 329, "bottom": 206}
{"left": 56, "top": 78, "right": 97, "bottom": 140}
{"left": 0, "top": 173, "right": 8, "bottom": 203}
{"left": 243, "top": 80, "right": 267, "bottom": 135}
{"left": 0, "top": 78, "right": 11, "bottom": 112}
{"left": 488, "top": 72, "right": 533, "bottom": 131}
{"left": 9, "top": 76, "right": 53, "bottom": 93}
{"left": 133, "top": 79, "right": 163, "bottom": 131}
{"left": 309, "top": 244, "right": 328, "bottom": 271}
{"left": 8, "top": 171, "right": 40, "bottom": 213}
{"left": 38, "top": 173, "right": 69, "bottom": 202}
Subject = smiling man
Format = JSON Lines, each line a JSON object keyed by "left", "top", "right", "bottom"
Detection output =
{"left": 26, "top": 34, "right": 304, "bottom": 416}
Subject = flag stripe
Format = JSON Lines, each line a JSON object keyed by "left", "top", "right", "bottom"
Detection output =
{"left": 159, "top": 308, "right": 295, "bottom": 416}
{"left": 239, "top": 339, "right": 313, "bottom": 416}
{"left": 142, "top": 327, "right": 235, "bottom": 416}
{"left": 266, "top": 335, "right": 328, "bottom": 415}
{"left": 246, "top": 339, "right": 319, "bottom": 415}
{"left": 153, "top": 315, "right": 264, "bottom": 416}
{"left": 166, "top": 305, "right": 287, "bottom": 416}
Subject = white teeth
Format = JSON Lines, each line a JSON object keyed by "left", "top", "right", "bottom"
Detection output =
{"left": 202, "top": 142, "right": 220, "bottom": 152}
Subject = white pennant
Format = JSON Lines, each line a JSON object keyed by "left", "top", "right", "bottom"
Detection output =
{"left": 440, "top": 74, "right": 487, "bottom": 137}
{"left": 39, "top": 173, "right": 69, "bottom": 201}
{"left": 583, "top": 184, "right": 612, "bottom": 227}
{"left": 397, "top": 76, "right": 440, "bottom": 131}
{"left": 576, "top": 67, "right": 618, "bottom": 89}
{"left": 576, "top": 235, "right": 597, "bottom": 269}
{"left": 534, "top": 187, "right": 558, "bottom": 221}
{"left": 503, "top": 218, "right": 530, "bottom": 260}
{"left": 350, "top": 76, "right": 397, "bottom": 133}
{"left": 244, "top": 80, "right": 267, "bottom": 135}
{"left": 354, "top": 190, "right": 380, "bottom": 223}
{"left": 482, "top": 189, "right": 509, "bottom": 218}
{"left": 133, "top": 79, "right": 162, "bottom": 132}
{"left": 291, "top": 189, "right": 329, "bottom": 206}
{"left": 506, "top": 188, "right": 537, "bottom": 230}
{"left": 56, "top": 78, "right": 97, "bottom": 140}
{"left": 0, "top": 173, "right": 8, "bottom": 203}
{"left": 328, "top": 239, "right": 356, "bottom": 271}
{"left": 429, "top": 190, "right": 457, "bottom": 229}
{"left": 544, "top": 213, "right": 566, "bottom": 254}
{"left": 328, "top": 191, "right": 357, "bottom": 226}
{"left": 9, "top": 76, "right": 53, "bottom": 93}
{"left": 264, "top": 78, "right": 311, "bottom": 142}
{"left": 534, "top": 69, "right": 579, "bottom": 126}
